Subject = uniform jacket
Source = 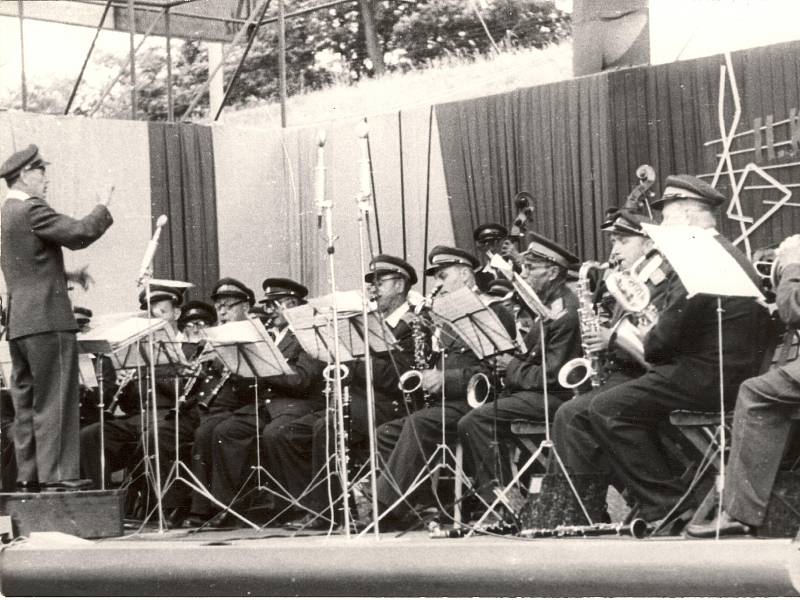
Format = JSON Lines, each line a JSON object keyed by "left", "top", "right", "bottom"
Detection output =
{"left": 643, "top": 239, "right": 770, "bottom": 404}
{"left": 775, "top": 263, "right": 800, "bottom": 384}
{"left": 1, "top": 194, "right": 112, "bottom": 339}
{"left": 504, "top": 281, "right": 581, "bottom": 395}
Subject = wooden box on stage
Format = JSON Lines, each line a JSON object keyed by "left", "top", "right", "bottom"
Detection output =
{"left": 0, "top": 488, "right": 125, "bottom": 539}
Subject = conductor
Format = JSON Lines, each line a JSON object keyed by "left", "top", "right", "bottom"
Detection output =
{"left": 0, "top": 145, "right": 113, "bottom": 492}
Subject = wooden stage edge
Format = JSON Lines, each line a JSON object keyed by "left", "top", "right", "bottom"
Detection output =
{"left": 1, "top": 527, "right": 800, "bottom": 596}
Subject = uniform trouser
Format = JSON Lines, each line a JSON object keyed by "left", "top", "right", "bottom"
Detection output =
{"left": 262, "top": 411, "right": 323, "bottom": 507}
{"left": 188, "top": 411, "right": 233, "bottom": 516}
{"left": 80, "top": 409, "right": 170, "bottom": 490}
{"left": 457, "top": 390, "right": 570, "bottom": 498}
{"left": 575, "top": 371, "right": 705, "bottom": 520}
{"left": 10, "top": 331, "right": 79, "bottom": 483}
{"left": 375, "top": 402, "right": 470, "bottom": 512}
{"left": 305, "top": 397, "right": 400, "bottom": 514}
{"left": 148, "top": 408, "right": 202, "bottom": 510}
{"left": 724, "top": 369, "right": 800, "bottom": 526}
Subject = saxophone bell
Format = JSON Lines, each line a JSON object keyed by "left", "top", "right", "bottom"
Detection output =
{"left": 322, "top": 363, "right": 350, "bottom": 383}
{"left": 398, "top": 369, "right": 423, "bottom": 394}
{"left": 467, "top": 372, "right": 492, "bottom": 408}
{"left": 557, "top": 357, "right": 596, "bottom": 390}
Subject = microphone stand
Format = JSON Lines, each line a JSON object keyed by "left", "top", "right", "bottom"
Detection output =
{"left": 316, "top": 131, "right": 352, "bottom": 539}
{"left": 355, "top": 121, "right": 381, "bottom": 539}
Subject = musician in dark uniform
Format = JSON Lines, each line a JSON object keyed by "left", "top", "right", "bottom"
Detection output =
{"left": 147, "top": 300, "right": 216, "bottom": 526}
{"left": 688, "top": 233, "right": 800, "bottom": 537}
{"left": 529, "top": 209, "right": 670, "bottom": 526}
{"left": 1, "top": 144, "right": 113, "bottom": 491}
{"left": 458, "top": 234, "right": 582, "bottom": 502}
{"left": 74, "top": 307, "right": 117, "bottom": 427}
{"left": 207, "top": 278, "right": 326, "bottom": 527}
{"left": 374, "top": 246, "right": 516, "bottom": 526}
{"left": 557, "top": 175, "right": 771, "bottom": 525}
{"left": 279, "top": 254, "right": 420, "bottom": 530}
{"left": 79, "top": 284, "right": 183, "bottom": 489}
{"left": 473, "top": 223, "right": 521, "bottom": 292}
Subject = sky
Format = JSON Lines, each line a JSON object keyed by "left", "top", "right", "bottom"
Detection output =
{"left": 2, "top": 0, "right": 800, "bottom": 103}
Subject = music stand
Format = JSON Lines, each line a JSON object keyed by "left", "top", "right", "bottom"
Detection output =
{"left": 358, "top": 287, "right": 515, "bottom": 537}
{"left": 641, "top": 223, "right": 764, "bottom": 539}
{"left": 80, "top": 316, "right": 168, "bottom": 494}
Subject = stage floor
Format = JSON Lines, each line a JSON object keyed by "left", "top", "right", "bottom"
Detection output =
{"left": 1, "top": 524, "right": 799, "bottom": 596}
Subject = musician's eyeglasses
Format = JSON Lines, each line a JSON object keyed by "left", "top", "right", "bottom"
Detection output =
{"left": 183, "top": 321, "right": 209, "bottom": 330}
{"left": 214, "top": 300, "right": 244, "bottom": 311}
{"left": 375, "top": 275, "right": 402, "bottom": 286}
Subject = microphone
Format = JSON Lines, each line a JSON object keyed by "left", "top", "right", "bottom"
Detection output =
{"left": 315, "top": 130, "right": 327, "bottom": 230}
{"left": 356, "top": 120, "right": 371, "bottom": 202}
{"left": 136, "top": 214, "right": 168, "bottom": 285}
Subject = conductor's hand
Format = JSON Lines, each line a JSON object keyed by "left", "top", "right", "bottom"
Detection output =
{"left": 777, "top": 234, "right": 800, "bottom": 267}
{"left": 98, "top": 185, "right": 115, "bottom": 208}
{"left": 583, "top": 327, "right": 611, "bottom": 354}
{"left": 67, "top": 265, "right": 95, "bottom": 291}
{"left": 421, "top": 368, "right": 443, "bottom": 395}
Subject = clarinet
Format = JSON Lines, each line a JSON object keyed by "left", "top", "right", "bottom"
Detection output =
{"left": 198, "top": 369, "right": 231, "bottom": 412}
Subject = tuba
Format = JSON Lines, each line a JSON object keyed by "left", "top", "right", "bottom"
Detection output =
{"left": 557, "top": 261, "right": 609, "bottom": 390}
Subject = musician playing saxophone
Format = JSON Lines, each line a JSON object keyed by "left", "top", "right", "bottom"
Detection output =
{"left": 458, "top": 233, "right": 582, "bottom": 505}
{"left": 280, "top": 255, "right": 422, "bottom": 530}
{"left": 373, "top": 246, "right": 516, "bottom": 528}
{"left": 544, "top": 176, "right": 771, "bottom": 529}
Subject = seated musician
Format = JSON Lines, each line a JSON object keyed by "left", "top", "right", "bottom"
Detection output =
{"left": 149, "top": 300, "right": 216, "bottom": 526}
{"left": 373, "top": 246, "right": 515, "bottom": 528}
{"left": 687, "top": 234, "right": 800, "bottom": 537}
{"left": 207, "top": 278, "right": 326, "bottom": 527}
{"left": 473, "top": 223, "right": 521, "bottom": 292}
{"left": 79, "top": 284, "right": 184, "bottom": 490}
{"left": 544, "top": 175, "right": 772, "bottom": 527}
{"left": 278, "top": 254, "right": 421, "bottom": 530}
{"left": 458, "top": 234, "right": 582, "bottom": 505}
{"left": 74, "top": 306, "right": 117, "bottom": 427}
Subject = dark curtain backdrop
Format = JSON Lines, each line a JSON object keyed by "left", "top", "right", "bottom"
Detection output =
{"left": 148, "top": 123, "right": 220, "bottom": 302}
{"left": 609, "top": 39, "right": 800, "bottom": 252}
{"left": 436, "top": 74, "right": 614, "bottom": 263}
{"left": 437, "top": 39, "right": 800, "bottom": 262}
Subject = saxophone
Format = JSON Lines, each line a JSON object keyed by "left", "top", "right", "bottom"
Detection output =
{"left": 557, "top": 261, "right": 609, "bottom": 390}
{"left": 397, "top": 316, "right": 433, "bottom": 409}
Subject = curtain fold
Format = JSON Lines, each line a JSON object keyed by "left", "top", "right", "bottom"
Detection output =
{"left": 436, "top": 74, "right": 613, "bottom": 262}
{"left": 148, "top": 123, "right": 219, "bottom": 302}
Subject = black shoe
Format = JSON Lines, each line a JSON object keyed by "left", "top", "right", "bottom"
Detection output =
{"left": 40, "top": 479, "right": 93, "bottom": 492}
{"left": 685, "top": 511, "right": 752, "bottom": 538}
{"left": 181, "top": 513, "right": 213, "bottom": 529}
{"left": 167, "top": 506, "right": 190, "bottom": 529}
{"left": 16, "top": 481, "right": 40, "bottom": 493}
{"left": 207, "top": 511, "right": 240, "bottom": 529}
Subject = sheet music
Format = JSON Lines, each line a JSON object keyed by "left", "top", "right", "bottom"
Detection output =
{"left": 78, "top": 354, "right": 98, "bottom": 388}
{"left": 203, "top": 319, "right": 295, "bottom": 378}
{"left": 431, "top": 287, "right": 516, "bottom": 359}
{"left": 284, "top": 304, "right": 356, "bottom": 363}
{"left": 0, "top": 342, "right": 11, "bottom": 388}
{"left": 79, "top": 316, "right": 168, "bottom": 359}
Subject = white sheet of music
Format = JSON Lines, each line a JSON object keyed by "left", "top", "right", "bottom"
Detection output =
{"left": 203, "top": 319, "right": 294, "bottom": 378}
{"left": 432, "top": 287, "right": 515, "bottom": 359}
{"left": 284, "top": 304, "right": 356, "bottom": 364}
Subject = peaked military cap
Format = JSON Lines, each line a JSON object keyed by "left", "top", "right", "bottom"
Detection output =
{"left": 365, "top": 254, "right": 418, "bottom": 286}
{"left": 486, "top": 278, "right": 514, "bottom": 299}
{"left": 260, "top": 277, "right": 308, "bottom": 303}
{"left": 211, "top": 278, "right": 255, "bottom": 306}
{"left": 73, "top": 306, "right": 93, "bottom": 323}
{"left": 522, "top": 233, "right": 580, "bottom": 269}
{"left": 601, "top": 207, "right": 653, "bottom": 237}
{"left": 473, "top": 223, "right": 508, "bottom": 245}
{"left": 138, "top": 284, "right": 184, "bottom": 310}
{"left": 0, "top": 144, "right": 50, "bottom": 182}
{"left": 425, "top": 245, "right": 480, "bottom": 276}
{"left": 651, "top": 174, "right": 726, "bottom": 210}
{"left": 177, "top": 301, "right": 216, "bottom": 330}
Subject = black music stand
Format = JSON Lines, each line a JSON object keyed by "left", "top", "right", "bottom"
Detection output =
{"left": 358, "top": 287, "right": 515, "bottom": 537}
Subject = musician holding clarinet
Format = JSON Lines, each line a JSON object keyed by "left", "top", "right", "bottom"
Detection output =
{"left": 0, "top": 144, "right": 113, "bottom": 493}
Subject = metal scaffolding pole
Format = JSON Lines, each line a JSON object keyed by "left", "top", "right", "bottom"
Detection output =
{"left": 165, "top": 7, "right": 173, "bottom": 121}
{"left": 128, "top": 0, "right": 137, "bottom": 119}
{"left": 17, "top": 0, "right": 27, "bottom": 111}
{"left": 65, "top": 0, "right": 113, "bottom": 115}
{"left": 278, "top": 0, "right": 287, "bottom": 127}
